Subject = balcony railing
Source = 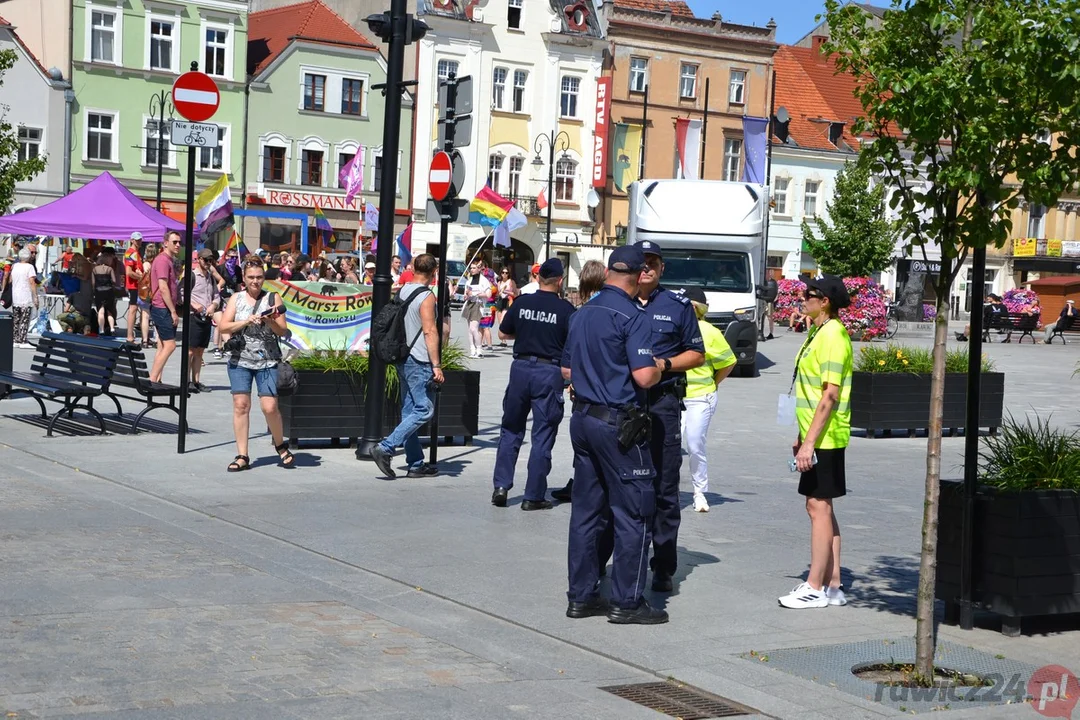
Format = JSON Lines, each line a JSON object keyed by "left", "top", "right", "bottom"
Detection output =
{"left": 508, "top": 194, "right": 542, "bottom": 217}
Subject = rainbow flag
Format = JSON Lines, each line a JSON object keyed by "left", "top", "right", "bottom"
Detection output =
{"left": 395, "top": 224, "right": 412, "bottom": 265}
{"left": 469, "top": 186, "right": 514, "bottom": 228}
{"left": 225, "top": 228, "right": 249, "bottom": 259}
{"left": 313, "top": 205, "right": 333, "bottom": 245}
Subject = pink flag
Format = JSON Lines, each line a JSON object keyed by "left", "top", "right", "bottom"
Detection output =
{"left": 338, "top": 147, "right": 365, "bottom": 205}
{"left": 537, "top": 187, "right": 548, "bottom": 211}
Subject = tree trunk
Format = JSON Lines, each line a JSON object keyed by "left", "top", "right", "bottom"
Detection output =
{"left": 915, "top": 266, "right": 950, "bottom": 682}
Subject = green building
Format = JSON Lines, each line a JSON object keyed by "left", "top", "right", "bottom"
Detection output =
{"left": 71, "top": 0, "right": 248, "bottom": 218}
{"left": 244, "top": 1, "right": 412, "bottom": 255}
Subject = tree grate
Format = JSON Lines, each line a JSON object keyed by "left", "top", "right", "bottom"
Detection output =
{"left": 599, "top": 680, "right": 752, "bottom": 719}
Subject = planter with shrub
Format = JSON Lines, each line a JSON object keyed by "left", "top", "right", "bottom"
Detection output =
{"left": 850, "top": 345, "right": 1004, "bottom": 436}
{"left": 280, "top": 344, "right": 478, "bottom": 447}
{"left": 937, "top": 415, "right": 1080, "bottom": 636}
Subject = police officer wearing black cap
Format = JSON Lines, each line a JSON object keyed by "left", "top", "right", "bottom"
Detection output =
{"left": 491, "top": 258, "right": 576, "bottom": 510}
{"left": 633, "top": 240, "right": 705, "bottom": 593}
{"left": 561, "top": 245, "right": 668, "bottom": 624}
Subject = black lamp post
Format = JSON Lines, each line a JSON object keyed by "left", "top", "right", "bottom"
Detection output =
{"left": 532, "top": 130, "right": 570, "bottom": 261}
{"left": 147, "top": 90, "right": 173, "bottom": 212}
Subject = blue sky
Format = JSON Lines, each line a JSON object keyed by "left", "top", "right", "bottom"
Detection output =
{"left": 684, "top": 0, "right": 893, "bottom": 45}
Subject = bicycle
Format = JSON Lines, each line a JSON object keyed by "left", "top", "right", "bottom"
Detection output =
{"left": 885, "top": 302, "right": 900, "bottom": 339}
{"left": 184, "top": 133, "right": 206, "bottom": 146}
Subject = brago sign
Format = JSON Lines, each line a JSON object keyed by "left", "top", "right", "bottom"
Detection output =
{"left": 171, "top": 121, "right": 220, "bottom": 148}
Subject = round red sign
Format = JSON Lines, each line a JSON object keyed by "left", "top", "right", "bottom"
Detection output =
{"left": 429, "top": 151, "right": 453, "bottom": 202}
{"left": 172, "top": 72, "right": 220, "bottom": 123}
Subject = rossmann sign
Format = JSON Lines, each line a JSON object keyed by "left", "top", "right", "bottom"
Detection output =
{"left": 592, "top": 77, "right": 611, "bottom": 188}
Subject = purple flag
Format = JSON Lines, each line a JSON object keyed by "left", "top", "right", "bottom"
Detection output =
{"left": 741, "top": 116, "right": 769, "bottom": 185}
{"left": 338, "top": 147, "right": 365, "bottom": 205}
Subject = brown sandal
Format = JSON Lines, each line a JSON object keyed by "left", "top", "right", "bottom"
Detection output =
{"left": 227, "top": 454, "right": 250, "bottom": 472}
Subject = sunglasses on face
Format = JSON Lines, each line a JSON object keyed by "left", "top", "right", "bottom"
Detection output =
{"left": 804, "top": 291, "right": 824, "bottom": 301}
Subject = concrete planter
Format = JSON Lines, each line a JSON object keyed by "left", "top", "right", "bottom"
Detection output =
{"left": 937, "top": 479, "right": 1080, "bottom": 636}
{"left": 850, "top": 371, "right": 1005, "bottom": 437}
{"left": 280, "top": 368, "right": 480, "bottom": 447}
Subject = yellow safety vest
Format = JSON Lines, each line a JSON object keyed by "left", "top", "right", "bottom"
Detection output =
{"left": 686, "top": 319, "right": 736, "bottom": 399}
{"left": 794, "top": 318, "right": 853, "bottom": 449}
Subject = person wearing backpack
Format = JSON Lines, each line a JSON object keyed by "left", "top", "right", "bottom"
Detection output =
{"left": 370, "top": 253, "right": 445, "bottom": 479}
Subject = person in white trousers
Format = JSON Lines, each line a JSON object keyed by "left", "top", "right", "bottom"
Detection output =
{"left": 679, "top": 286, "right": 736, "bottom": 512}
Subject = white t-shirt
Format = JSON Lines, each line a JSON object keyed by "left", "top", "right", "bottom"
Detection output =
{"left": 464, "top": 273, "right": 493, "bottom": 300}
{"left": 10, "top": 262, "right": 37, "bottom": 307}
{"left": 519, "top": 282, "right": 539, "bottom": 295}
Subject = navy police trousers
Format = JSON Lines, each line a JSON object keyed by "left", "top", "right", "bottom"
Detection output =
{"left": 649, "top": 393, "right": 683, "bottom": 576}
{"left": 492, "top": 358, "right": 565, "bottom": 501}
{"left": 566, "top": 407, "right": 656, "bottom": 610}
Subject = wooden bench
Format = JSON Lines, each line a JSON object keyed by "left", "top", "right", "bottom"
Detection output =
{"left": 92, "top": 339, "right": 185, "bottom": 433}
{"left": 982, "top": 311, "right": 1039, "bottom": 344}
{"left": 0, "top": 332, "right": 122, "bottom": 436}
{"left": 1047, "top": 318, "right": 1080, "bottom": 344}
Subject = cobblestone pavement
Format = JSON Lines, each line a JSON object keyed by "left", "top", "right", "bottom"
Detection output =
{"left": 1, "top": 321, "right": 1078, "bottom": 719}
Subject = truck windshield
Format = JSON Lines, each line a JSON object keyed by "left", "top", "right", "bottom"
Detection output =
{"left": 661, "top": 250, "right": 752, "bottom": 293}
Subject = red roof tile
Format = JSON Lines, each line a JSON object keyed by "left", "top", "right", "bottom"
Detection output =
{"left": 773, "top": 45, "right": 867, "bottom": 152}
{"left": 612, "top": 0, "right": 695, "bottom": 18}
{"left": 249, "top": 0, "right": 378, "bottom": 76}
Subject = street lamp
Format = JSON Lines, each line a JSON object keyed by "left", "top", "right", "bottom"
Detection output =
{"left": 147, "top": 90, "right": 173, "bottom": 212}
{"left": 532, "top": 130, "right": 571, "bottom": 261}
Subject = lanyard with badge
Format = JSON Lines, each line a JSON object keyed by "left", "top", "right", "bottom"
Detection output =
{"left": 777, "top": 319, "right": 830, "bottom": 426}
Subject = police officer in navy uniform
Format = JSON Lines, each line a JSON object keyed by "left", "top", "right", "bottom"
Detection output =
{"left": 634, "top": 240, "right": 705, "bottom": 593}
{"left": 561, "top": 245, "right": 668, "bottom": 624}
{"left": 491, "top": 258, "right": 576, "bottom": 510}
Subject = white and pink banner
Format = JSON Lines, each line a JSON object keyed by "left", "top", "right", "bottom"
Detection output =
{"left": 338, "top": 147, "right": 366, "bottom": 206}
{"left": 675, "top": 118, "right": 701, "bottom": 180}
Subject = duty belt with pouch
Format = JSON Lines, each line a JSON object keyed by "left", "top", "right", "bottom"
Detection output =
{"left": 573, "top": 401, "right": 652, "bottom": 450}
{"left": 647, "top": 376, "right": 687, "bottom": 404}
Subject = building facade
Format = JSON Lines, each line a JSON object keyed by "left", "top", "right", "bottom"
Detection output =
{"left": 599, "top": 0, "right": 776, "bottom": 247}
{"left": 411, "top": 0, "right": 606, "bottom": 285}
{"left": 0, "top": 0, "right": 72, "bottom": 74}
{"left": 244, "top": 1, "right": 412, "bottom": 255}
{"left": 70, "top": 0, "right": 248, "bottom": 220}
{"left": 0, "top": 17, "right": 70, "bottom": 211}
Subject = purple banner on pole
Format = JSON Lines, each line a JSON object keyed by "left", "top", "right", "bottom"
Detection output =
{"left": 741, "top": 116, "right": 770, "bottom": 185}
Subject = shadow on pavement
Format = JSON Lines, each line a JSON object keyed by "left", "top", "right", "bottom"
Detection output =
{"left": 5, "top": 412, "right": 205, "bottom": 436}
{"left": 651, "top": 547, "right": 722, "bottom": 608}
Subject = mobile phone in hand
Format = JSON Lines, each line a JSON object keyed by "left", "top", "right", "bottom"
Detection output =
{"left": 789, "top": 452, "right": 819, "bottom": 473}
{"left": 260, "top": 305, "right": 281, "bottom": 317}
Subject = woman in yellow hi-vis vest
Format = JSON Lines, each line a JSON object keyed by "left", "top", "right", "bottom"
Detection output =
{"left": 778, "top": 275, "right": 853, "bottom": 610}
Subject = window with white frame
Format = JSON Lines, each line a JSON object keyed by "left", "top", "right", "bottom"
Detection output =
{"left": 487, "top": 154, "right": 504, "bottom": 191}
{"left": 804, "top": 180, "right": 821, "bottom": 217}
{"left": 512, "top": 70, "right": 527, "bottom": 112}
{"left": 437, "top": 59, "right": 459, "bottom": 82}
{"left": 772, "top": 176, "right": 789, "bottom": 215}
{"left": 301, "top": 149, "right": 324, "bottom": 186}
{"left": 508, "top": 0, "right": 523, "bottom": 29}
{"left": 555, "top": 158, "right": 576, "bottom": 202}
{"left": 304, "top": 73, "right": 326, "bottom": 111}
{"left": 729, "top": 69, "right": 746, "bottom": 104}
{"left": 17, "top": 127, "right": 42, "bottom": 163}
{"left": 560, "top": 76, "right": 579, "bottom": 118}
{"left": 263, "top": 144, "right": 287, "bottom": 183}
{"left": 680, "top": 64, "right": 698, "bottom": 99}
{"left": 372, "top": 153, "right": 383, "bottom": 192}
{"left": 149, "top": 18, "right": 174, "bottom": 71}
{"left": 204, "top": 26, "right": 229, "bottom": 77}
{"left": 492, "top": 67, "right": 507, "bottom": 110}
{"left": 91, "top": 9, "right": 116, "bottom": 63}
{"left": 723, "top": 138, "right": 742, "bottom": 182}
{"left": 508, "top": 156, "right": 523, "bottom": 197}
{"left": 342, "top": 78, "right": 364, "bottom": 115}
{"left": 337, "top": 152, "right": 355, "bottom": 188}
{"left": 629, "top": 57, "right": 648, "bottom": 93}
{"left": 199, "top": 127, "right": 228, "bottom": 172}
{"left": 86, "top": 112, "right": 116, "bottom": 162}
{"left": 143, "top": 118, "right": 172, "bottom": 168}
{"left": 1028, "top": 204, "right": 1047, "bottom": 237}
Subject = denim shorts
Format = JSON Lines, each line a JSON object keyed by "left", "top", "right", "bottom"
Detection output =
{"left": 227, "top": 361, "right": 278, "bottom": 397}
{"left": 150, "top": 306, "right": 176, "bottom": 341}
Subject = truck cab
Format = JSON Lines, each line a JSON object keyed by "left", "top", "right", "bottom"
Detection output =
{"left": 627, "top": 179, "right": 765, "bottom": 376}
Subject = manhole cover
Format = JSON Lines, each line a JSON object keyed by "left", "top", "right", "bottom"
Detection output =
{"left": 599, "top": 680, "right": 752, "bottom": 719}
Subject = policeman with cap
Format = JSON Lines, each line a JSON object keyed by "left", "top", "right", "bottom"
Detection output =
{"left": 491, "top": 258, "right": 577, "bottom": 510}
{"left": 633, "top": 240, "right": 705, "bottom": 593}
{"left": 561, "top": 245, "right": 668, "bottom": 624}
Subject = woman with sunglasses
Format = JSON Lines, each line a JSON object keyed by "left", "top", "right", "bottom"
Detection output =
{"left": 778, "top": 275, "right": 853, "bottom": 610}
{"left": 218, "top": 258, "right": 293, "bottom": 471}
{"left": 495, "top": 266, "right": 517, "bottom": 345}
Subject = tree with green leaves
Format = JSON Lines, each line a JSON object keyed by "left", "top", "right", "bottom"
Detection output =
{"left": 800, "top": 159, "right": 897, "bottom": 277}
{"left": 823, "top": 0, "right": 1080, "bottom": 682}
{"left": 0, "top": 49, "right": 48, "bottom": 214}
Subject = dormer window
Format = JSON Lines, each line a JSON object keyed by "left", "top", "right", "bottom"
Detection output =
{"left": 828, "top": 122, "right": 844, "bottom": 146}
{"left": 564, "top": 2, "right": 588, "bottom": 30}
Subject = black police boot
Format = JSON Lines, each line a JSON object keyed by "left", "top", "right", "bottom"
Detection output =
{"left": 491, "top": 487, "right": 508, "bottom": 507}
{"left": 521, "top": 499, "right": 553, "bottom": 511}
{"left": 607, "top": 599, "right": 669, "bottom": 625}
{"left": 566, "top": 596, "right": 610, "bottom": 619}
{"left": 651, "top": 571, "right": 673, "bottom": 593}
{"left": 551, "top": 479, "right": 573, "bottom": 502}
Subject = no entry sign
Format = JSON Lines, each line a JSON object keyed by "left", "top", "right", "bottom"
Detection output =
{"left": 429, "top": 151, "right": 453, "bottom": 201}
{"left": 172, "top": 72, "right": 220, "bottom": 123}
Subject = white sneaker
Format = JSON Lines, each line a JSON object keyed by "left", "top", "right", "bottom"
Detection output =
{"left": 825, "top": 585, "right": 847, "bottom": 606}
{"left": 693, "top": 494, "right": 710, "bottom": 512}
{"left": 778, "top": 582, "right": 828, "bottom": 609}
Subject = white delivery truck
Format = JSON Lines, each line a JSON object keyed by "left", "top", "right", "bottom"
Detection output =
{"left": 627, "top": 179, "right": 765, "bottom": 377}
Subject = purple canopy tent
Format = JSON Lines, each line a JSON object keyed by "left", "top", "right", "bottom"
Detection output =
{"left": 0, "top": 172, "right": 187, "bottom": 242}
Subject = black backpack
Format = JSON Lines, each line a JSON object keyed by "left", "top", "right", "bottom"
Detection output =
{"left": 370, "top": 286, "right": 429, "bottom": 363}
